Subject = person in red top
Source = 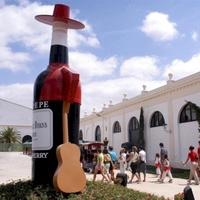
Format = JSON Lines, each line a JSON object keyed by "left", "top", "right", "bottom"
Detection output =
{"left": 197, "top": 141, "right": 200, "bottom": 159}
{"left": 182, "top": 145, "right": 199, "bottom": 185}
{"left": 197, "top": 141, "right": 200, "bottom": 177}
{"left": 159, "top": 154, "right": 173, "bottom": 183}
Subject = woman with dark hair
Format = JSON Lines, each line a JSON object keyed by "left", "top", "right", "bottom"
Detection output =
{"left": 182, "top": 146, "right": 199, "bottom": 185}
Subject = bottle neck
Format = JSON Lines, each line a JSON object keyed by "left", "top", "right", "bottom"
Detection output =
{"left": 49, "top": 22, "right": 68, "bottom": 64}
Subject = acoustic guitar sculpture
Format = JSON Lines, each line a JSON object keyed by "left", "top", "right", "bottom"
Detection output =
{"left": 53, "top": 102, "right": 86, "bottom": 193}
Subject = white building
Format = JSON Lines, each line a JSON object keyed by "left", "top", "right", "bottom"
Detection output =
{"left": 80, "top": 72, "right": 200, "bottom": 169}
{"left": 0, "top": 99, "right": 32, "bottom": 142}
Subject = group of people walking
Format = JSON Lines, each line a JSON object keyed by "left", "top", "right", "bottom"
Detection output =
{"left": 88, "top": 140, "right": 200, "bottom": 186}
{"left": 91, "top": 143, "right": 169, "bottom": 184}
{"left": 155, "top": 143, "right": 173, "bottom": 183}
{"left": 155, "top": 142, "right": 200, "bottom": 185}
{"left": 93, "top": 146, "right": 116, "bottom": 183}
{"left": 119, "top": 146, "right": 147, "bottom": 183}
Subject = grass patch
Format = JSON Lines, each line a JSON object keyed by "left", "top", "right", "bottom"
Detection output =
{"left": 146, "top": 165, "right": 189, "bottom": 179}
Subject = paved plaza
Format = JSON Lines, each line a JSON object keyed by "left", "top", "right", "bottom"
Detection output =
{"left": 0, "top": 152, "right": 200, "bottom": 199}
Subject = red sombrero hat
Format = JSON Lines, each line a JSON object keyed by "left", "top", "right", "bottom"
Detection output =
{"left": 35, "top": 4, "right": 85, "bottom": 29}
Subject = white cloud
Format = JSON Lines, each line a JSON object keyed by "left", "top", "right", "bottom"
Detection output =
{"left": 82, "top": 53, "right": 200, "bottom": 116}
{"left": 69, "top": 52, "right": 118, "bottom": 83}
{"left": 71, "top": 22, "right": 100, "bottom": 48}
{"left": 0, "top": 46, "right": 31, "bottom": 72}
{"left": 0, "top": 1, "right": 200, "bottom": 119}
{"left": 140, "top": 12, "right": 179, "bottom": 41}
{"left": 0, "top": 0, "right": 5, "bottom": 7}
{"left": 0, "top": 2, "right": 99, "bottom": 71}
{"left": 2, "top": 52, "right": 198, "bottom": 117}
{"left": 120, "top": 56, "right": 160, "bottom": 80}
{"left": 69, "top": 29, "right": 100, "bottom": 48}
{"left": 164, "top": 54, "right": 200, "bottom": 80}
{"left": 192, "top": 31, "right": 198, "bottom": 41}
{"left": 0, "top": 83, "right": 33, "bottom": 108}
{"left": 81, "top": 76, "right": 165, "bottom": 116}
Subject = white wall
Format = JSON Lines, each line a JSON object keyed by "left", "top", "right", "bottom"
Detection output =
{"left": 172, "top": 93, "right": 200, "bottom": 166}
{"left": 0, "top": 99, "right": 32, "bottom": 141}
{"left": 80, "top": 72, "right": 200, "bottom": 169}
{"left": 145, "top": 102, "right": 170, "bottom": 162}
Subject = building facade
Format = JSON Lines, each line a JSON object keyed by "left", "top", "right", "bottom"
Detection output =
{"left": 80, "top": 72, "right": 200, "bottom": 169}
{"left": 0, "top": 99, "right": 32, "bottom": 143}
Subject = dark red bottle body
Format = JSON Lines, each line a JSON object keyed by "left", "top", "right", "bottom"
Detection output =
{"left": 32, "top": 44, "right": 80, "bottom": 185}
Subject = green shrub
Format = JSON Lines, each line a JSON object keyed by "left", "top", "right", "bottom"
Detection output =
{"left": 0, "top": 180, "right": 169, "bottom": 200}
{"left": 174, "top": 192, "right": 184, "bottom": 200}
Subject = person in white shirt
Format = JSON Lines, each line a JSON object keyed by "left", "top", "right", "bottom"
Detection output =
{"left": 137, "top": 146, "right": 146, "bottom": 183}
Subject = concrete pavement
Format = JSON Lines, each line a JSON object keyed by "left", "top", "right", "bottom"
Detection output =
{"left": 0, "top": 152, "right": 199, "bottom": 199}
{"left": 0, "top": 152, "right": 31, "bottom": 184}
{"left": 88, "top": 170, "right": 200, "bottom": 199}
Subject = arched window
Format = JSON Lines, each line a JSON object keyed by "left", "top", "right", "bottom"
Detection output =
{"left": 128, "top": 117, "right": 140, "bottom": 147}
{"left": 95, "top": 125, "right": 101, "bottom": 141}
{"left": 150, "top": 111, "right": 165, "bottom": 127}
{"left": 22, "top": 135, "right": 32, "bottom": 143}
{"left": 79, "top": 130, "right": 83, "bottom": 141}
{"left": 113, "top": 121, "right": 121, "bottom": 133}
{"left": 180, "top": 104, "right": 197, "bottom": 123}
{"left": 129, "top": 117, "right": 140, "bottom": 130}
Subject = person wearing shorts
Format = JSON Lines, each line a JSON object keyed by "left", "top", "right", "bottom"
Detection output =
{"left": 137, "top": 146, "right": 146, "bottom": 183}
{"left": 127, "top": 146, "right": 139, "bottom": 183}
{"left": 102, "top": 149, "right": 112, "bottom": 182}
{"left": 93, "top": 148, "right": 109, "bottom": 182}
{"left": 109, "top": 146, "right": 116, "bottom": 180}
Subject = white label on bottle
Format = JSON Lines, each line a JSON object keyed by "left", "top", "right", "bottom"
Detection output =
{"left": 32, "top": 109, "right": 53, "bottom": 150}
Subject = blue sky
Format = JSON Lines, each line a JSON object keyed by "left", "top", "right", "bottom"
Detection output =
{"left": 1, "top": 0, "right": 200, "bottom": 117}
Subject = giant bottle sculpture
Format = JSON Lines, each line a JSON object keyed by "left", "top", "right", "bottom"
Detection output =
{"left": 32, "top": 4, "right": 85, "bottom": 187}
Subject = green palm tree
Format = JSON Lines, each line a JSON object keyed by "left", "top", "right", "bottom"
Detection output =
{"left": 0, "top": 126, "right": 21, "bottom": 150}
{"left": 186, "top": 101, "right": 200, "bottom": 132}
